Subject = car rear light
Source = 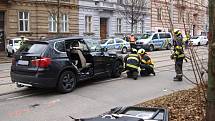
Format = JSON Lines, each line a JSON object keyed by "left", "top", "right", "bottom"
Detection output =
{"left": 31, "top": 57, "right": 51, "bottom": 68}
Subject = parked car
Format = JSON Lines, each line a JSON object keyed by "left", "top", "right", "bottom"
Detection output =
{"left": 81, "top": 106, "right": 169, "bottom": 121}
{"left": 6, "top": 37, "right": 29, "bottom": 57}
{"left": 10, "top": 37, "right": 124, "bottom": 93}
{"left": 100, "top": 38, "right": 131, "bottom": 54}
{"left": 136, "top": 32, "right": 173, "bottom": 51}
{"left": 189, "top": 36, "right": 208, "bottom": 46}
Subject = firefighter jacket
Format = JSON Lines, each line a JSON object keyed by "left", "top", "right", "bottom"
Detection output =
{"left": 172, "top": 37, "right": 185, "bottom": 59}
{"left": 140, "top": 54, "right": 154, "bottom": 68}
{"left": 124, "top": 54, "right": 140, "bottom": 70}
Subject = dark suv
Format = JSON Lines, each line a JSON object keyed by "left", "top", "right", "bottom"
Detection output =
{"left": 11, "top": 37, "right": 124, "bottom": 93}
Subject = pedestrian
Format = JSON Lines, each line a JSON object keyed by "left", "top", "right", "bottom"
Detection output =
{"left": 129, "top": 33, "right": 137, "bottom": 49}
{"left": 138, "top": 49, "right": 155, "bottom": 76}
{"left": 171, "top": 29, "right": 185, "bottom": 81}
{"left": 124, "top": 48, "right": 140, "bottom": 80}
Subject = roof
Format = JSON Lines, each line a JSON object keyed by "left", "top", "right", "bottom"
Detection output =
{"left": 42, "top": 36, "right": 85, "bottom": 42}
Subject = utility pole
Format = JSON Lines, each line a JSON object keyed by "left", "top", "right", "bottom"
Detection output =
{"left": 57, "top": 0, "right": 60, "bottom": 34}
{"left": 207, "top": 0, "right": 215, "bottom": 120}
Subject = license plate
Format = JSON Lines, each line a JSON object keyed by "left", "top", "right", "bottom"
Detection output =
{"left": 17, "top": 60, "right": 29, "bottom": 66}
{"left": 136, "top": 45, "right": 141, "bottom": 49}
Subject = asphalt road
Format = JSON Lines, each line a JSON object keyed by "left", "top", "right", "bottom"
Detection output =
{"left": 0, "top": 46, "right": 208, "bottom": 121}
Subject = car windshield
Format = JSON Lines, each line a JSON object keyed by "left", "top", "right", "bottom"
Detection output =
{"left": 191, "top": 36, "right": 199, "bottom": 39}
{"left": 84, "top": 39, "right": 101, "bottom": 52}
{"left": 100, "top": 39, "right": 109, "bottom": 44}
{"left": 140, "top": 34, "right": 151, "bottom": 39}
{"left": 14, "top": 40, "right": 21, "bottom": 46}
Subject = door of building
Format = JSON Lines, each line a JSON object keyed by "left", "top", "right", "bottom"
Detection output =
{"left": 100, "top": 18, "right": 108, "bottom": 39}
{"left": 0, "top": 12, "right": 5, "bottom": 51}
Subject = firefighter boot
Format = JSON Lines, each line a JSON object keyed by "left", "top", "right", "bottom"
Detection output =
{"left": 173, "top": 76, "right": 182, "bottom": 81}
{"left": 133, "top": 71, "right": 138, "bottom": 80}
{"left": 126, "top": 71, "right": 132, "bottom": 78}
{"left": 152, "top": 69, "right": 156, "bottom": 76}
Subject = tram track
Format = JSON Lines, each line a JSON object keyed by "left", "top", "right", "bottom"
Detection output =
{"left": 0, "top": 46, "right": 208, "bottom": 103}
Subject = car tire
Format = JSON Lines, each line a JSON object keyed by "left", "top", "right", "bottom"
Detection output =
{"left": 198, "top": 42, "right": 201, "bottom": 46}
{"left": 166, "top": 43, "right": 171, "bottom": 50}
{"left": 206, "top": 41, "right": 208, "bottom": 45}
{"left": 111, "top": 61, "right": 123, "bottom": 78}
{"left": 149, "top": 45, "right": 154, "bottom": 52}
{"left": 57, "top": 71, "right": 77, "bottom": 93}
{"left": 6, "top": 50, "right": 11, "bottom": 57}
{"left": 122, "top": 47, "right": 127, "bottom": 54}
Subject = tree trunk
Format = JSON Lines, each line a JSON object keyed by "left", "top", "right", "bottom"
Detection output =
{"left": 207, "top": 0, "right": 215, "bottom": 120}
{"left": 131, "top": 21, "right": 134, "bottom": 33}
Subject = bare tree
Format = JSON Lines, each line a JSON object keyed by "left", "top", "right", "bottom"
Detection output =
{"left": 119, "top": 0, "right": 148, "bottom": 33}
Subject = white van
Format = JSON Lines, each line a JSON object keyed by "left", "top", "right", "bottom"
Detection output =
{"left": 136, "top": 32, "right": 173, "bottom": 51}
{"left": 6, "top": 37, "right": 29, "bottom": 57}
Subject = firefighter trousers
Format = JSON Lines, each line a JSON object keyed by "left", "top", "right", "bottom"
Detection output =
{"left": 126, "top": 67, "right": 139, "bottom": 80}
{"left": 175, "top": 59, "right": 183, "bottom": 78}
{"left": 140, "top": 64, "right": 155, "bottom": 76}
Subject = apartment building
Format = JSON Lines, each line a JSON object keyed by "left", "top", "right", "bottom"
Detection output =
{"left": 78, "top": 0, "right": 151, "bottom": 39}
{"left": 150, "top": 0, "right": 208, "bottom": 36}
{"left": 0, "top": 0, "right": 78, "bottom": 51}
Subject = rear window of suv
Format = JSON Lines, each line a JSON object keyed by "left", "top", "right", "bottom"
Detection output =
{"left": 18, "top": 42, "right": 48, "bottom": 54}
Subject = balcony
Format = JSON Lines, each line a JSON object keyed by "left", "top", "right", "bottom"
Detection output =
{"left": 25, "top": 0, "right": 76, "bottom": 4}
{"left": 95, "top": 1, "right": 116, "bottom": 11}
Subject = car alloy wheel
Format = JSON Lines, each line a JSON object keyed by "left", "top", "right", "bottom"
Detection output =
{"left": 149, "top": 45, "right": 154, "bottom": 52}
{"left": 166, "top": 44, "right": 171, "bottom": 50}
{"left": 58, "top": 71, "right": 77, "bottom": 93}
{"left": 122, "top": 47, "right": 127, "bottom": 54}
{"left": 6, "top": 50, "right": 11, "bottom": 57}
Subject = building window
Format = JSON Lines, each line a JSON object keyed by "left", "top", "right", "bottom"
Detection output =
{"left": 157, "top": 8, "right": 162, "bottom": 20}
{"left": 49, "top": 15, "right": 57, "bottom": 32}
{"left": 141, "top": 20, "right": 144, "bottom": 33}
{"left": 117, "top": 18, "right": 122, "bottom": 33}
{"left": 85, "top": 16, "right": 92, "bottom": 33}
{"left": 19, "top": 12, "right": 29, "bottom": 32}
{"left": 117, "top": 0, "right": 123, "bottom": 4}
{"left": 61, "top": 14, "right": 69, "bottom": 32}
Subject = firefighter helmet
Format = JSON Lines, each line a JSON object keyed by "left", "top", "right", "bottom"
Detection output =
{"left": 138, "top": 49, "right": 146, "bottom": 55}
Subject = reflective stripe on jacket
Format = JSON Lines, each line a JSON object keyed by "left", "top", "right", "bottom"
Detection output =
{"left": 126, "top": 54, "right": 140, "bottom": 69}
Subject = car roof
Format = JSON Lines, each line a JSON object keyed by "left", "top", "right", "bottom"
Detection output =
{"left": 153, "top": 32, "right": 171, "bottom": 34}
{"left": 34, "top": 36, "right": 100, "bottom": 43}
{"left": 10, "top": 37, "right": 29, "bottom": 41}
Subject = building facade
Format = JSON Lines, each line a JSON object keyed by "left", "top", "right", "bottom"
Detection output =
{"left": 78, "top": 0, "right": 151, "bottom": 39}
{"left": 0, "top": 0, "right": 79, "bottom": 51}
{"left": 150, "top": 0, "right": 208, "bottom": 36}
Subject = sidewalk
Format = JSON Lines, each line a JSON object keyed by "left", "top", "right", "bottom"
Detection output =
{"left": 0, "top": 51, "right": 11, "bottom": 63}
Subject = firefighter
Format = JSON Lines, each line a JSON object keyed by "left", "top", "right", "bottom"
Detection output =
{"left": 124, "top": 48, "right": 140, "bottom": 80}
{"left": 138, "top": 49, "right": 155, "bottom": 76}
{"left": 171, "top": 29, "right": 185, "bottom": 81}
